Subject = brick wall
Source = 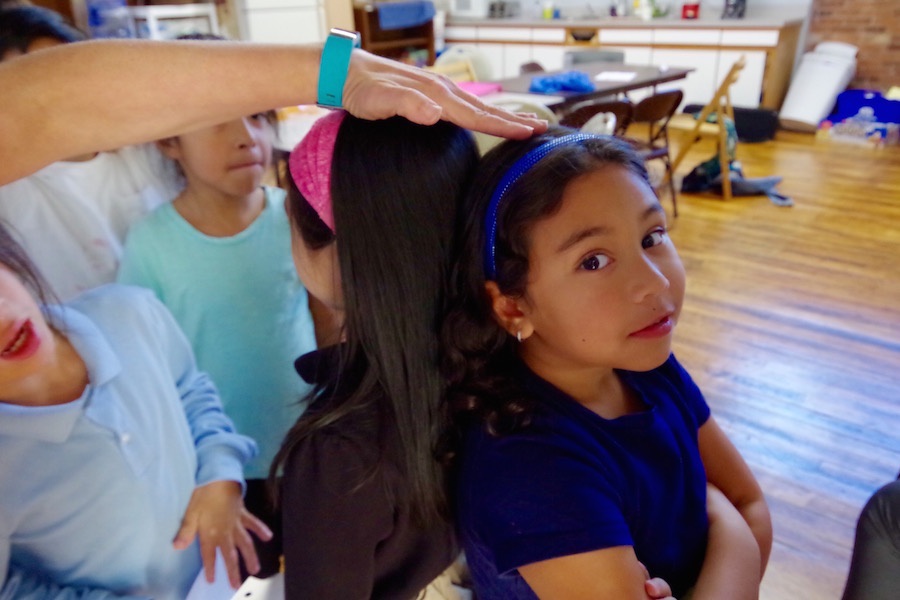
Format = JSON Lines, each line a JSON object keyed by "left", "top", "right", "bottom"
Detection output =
{"left": 808, "top": 0, "right": 900, "bottom": 91}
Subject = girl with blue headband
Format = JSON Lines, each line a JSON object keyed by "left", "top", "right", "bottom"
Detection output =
{"left": 442, "top": 129, "right": 772, "bottom": 599}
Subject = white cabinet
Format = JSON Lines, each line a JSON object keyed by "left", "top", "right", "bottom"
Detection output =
{"left": 241, "top": 0, "right": 324, "bottom": 44}
{"left": 475, "top": 42, "right": 505, "bottom": 79}
{"left": 444, "top": 21, "right": 798, "bottom": 109}
{"left": 648, "top": 28, "right": 721, "bottom": 106}
{"left": 718, "top": 49, "right": 767, "bottom": 107}
{"left": 471, "top": 27, "right": 567, "bottom": 77}
{"left": 129, "top": 4, "right": 219, "bottom": 39}
{"left": 596, "top": 28, "right": 653, "bottom": 67}
{"left": 531, "top": 44, "right": 566, "bottom": 71}
{"left": 651, "top": 48, "right": 720, "bottom": 106}
{"left": 502, "top": 43, "right": 534, "bottom": 77}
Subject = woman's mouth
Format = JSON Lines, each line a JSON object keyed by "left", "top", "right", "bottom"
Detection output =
{"left": 230, "top": 160, "right": 263, "bottom": 171}
{"left": 1, "top": 319, "right": 40, "bottom": 359}
{"left": 630, "top": 315, "right": 675, "bottom": 338}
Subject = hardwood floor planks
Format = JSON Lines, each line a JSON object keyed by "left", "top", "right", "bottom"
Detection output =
{"left": 662, "top": 128, "right": 900, "bottom": 599}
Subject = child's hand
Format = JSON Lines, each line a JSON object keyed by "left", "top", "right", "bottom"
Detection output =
{"left": 639, "top": 562, "right": 676, "bottom": 600}
{"left": 172, "top": 480, "right": 273, "bottom": 589}
{"left": 645, "top": 578, "right": 676, "bottom": 600}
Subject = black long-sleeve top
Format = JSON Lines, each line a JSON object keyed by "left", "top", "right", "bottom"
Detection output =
{"left": 280, "top": 348, "right": 457, "bottom": 600}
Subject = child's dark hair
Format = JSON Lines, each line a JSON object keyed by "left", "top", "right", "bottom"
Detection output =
{"left": 272, "top": 116, "right": 479, "bottom": 526}
{"left": 0, "top": 5, "right": 87, "bottom": 57}
{"left": 0, "top": 221, "right": 56, "bottom": 306}
{"left": 441, "top": 128, "right": 650, "bottom": 447}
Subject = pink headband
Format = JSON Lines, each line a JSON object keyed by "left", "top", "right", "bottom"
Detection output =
{"left": 288, "top": 109, "right": 347, "bottom": 231}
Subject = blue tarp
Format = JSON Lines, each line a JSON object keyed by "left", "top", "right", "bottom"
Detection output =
{"left": 376, "top": 1, "right": 435, "bottom": 30}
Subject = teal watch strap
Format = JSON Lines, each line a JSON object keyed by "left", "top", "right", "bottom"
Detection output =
{"left": 317, "top": 28, "right": 361, "bottom": 108}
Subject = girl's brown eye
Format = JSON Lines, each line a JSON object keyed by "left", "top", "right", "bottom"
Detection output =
{"left": 580, "top": 254, "right": 609, "bottom": 271}
{"left": 642, "top": 230, "right": 667, "bottom": 249}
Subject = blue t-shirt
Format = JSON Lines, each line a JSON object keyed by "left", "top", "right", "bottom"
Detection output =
{"left": 456, "top": 354, "right": 711, "bottom": 599}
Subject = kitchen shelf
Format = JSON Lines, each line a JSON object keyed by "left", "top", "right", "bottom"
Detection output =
{"left": 353, "top": 5, "right": 436, "bottom": 65}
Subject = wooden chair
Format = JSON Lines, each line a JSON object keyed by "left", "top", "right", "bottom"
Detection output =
{"left": 667, "top": 55, "right": 746, "bottom": 201}
{"left": 559, "top": 99, "right": 633, "bottom": 136}
{"left": 623, "top": 89, "right": 684, "bottom": 216}
{"left": 519, "top": 60, "right": 545, "bottom": 75}
{"left": 425, "top": 58, "right": 478, "bottom": 83}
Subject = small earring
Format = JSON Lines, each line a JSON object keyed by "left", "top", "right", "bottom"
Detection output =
{"left": 516, "top": 330, "right": 522, "bottom": 343}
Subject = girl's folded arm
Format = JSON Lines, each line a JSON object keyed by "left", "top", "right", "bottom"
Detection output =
{"left": 698, "top": 416, "right": 773, "bottom": 574}
{"left": 690, "top": 484, "right": 761, "bottom": 600}
{"left": 518, "top": 545, "right": 660, "bottom": 600}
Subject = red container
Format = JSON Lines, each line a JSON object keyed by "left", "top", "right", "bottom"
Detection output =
{"left": 681, "top": 2, "right": 699, "bottom": 18}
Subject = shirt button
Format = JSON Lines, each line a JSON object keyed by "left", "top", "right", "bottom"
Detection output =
{"left": 120, "top": 433, "right": 132, "bottom": 445}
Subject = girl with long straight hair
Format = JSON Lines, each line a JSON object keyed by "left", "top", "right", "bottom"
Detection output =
{"left": 270, "top": 111, "right": 479, "bottom": 599}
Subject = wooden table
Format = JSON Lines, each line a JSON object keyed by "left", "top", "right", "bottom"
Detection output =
{"left": 485, "top": 63, "right": 693, "bottom": 115}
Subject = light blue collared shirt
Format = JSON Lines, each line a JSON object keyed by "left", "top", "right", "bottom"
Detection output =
{"left": 0, "top": 284, "right": 257, "bottom": 599}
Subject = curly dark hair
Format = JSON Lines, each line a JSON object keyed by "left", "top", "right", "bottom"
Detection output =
{"left": 440, "top": 128, "right": 651, "bottom": 458}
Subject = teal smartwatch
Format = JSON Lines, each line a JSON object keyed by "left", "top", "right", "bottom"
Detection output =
{"left": 317, "top": 28, "right": 361, "bottom": 108}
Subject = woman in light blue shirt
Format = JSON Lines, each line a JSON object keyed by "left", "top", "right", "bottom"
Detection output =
{"left": 0, "top": 223, "right": 268, "bottom": 598}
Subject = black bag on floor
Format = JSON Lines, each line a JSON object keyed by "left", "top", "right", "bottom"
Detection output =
{"left": 682, "top": 104, "right": 779, "bottom": 142}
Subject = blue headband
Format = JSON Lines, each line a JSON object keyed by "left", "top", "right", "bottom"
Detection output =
{"left": 483, "top": 133, "right": 595, "bottom": 279}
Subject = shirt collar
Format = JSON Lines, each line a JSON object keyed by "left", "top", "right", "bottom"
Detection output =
{"left": 0, "top": 304, "right": 121, "bottom": 443}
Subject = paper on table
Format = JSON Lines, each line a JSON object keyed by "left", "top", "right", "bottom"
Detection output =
{"left": 231, "top": 573, "right": 285, "bottom": 600}
{"left": 594, "top": 71, "right": 638, "bottom": 82}
{"left": 186, "top": 552, "right": 235, "bottom": 600}
{"left": 186, "top": 552, "right": 285, "bottom": 600}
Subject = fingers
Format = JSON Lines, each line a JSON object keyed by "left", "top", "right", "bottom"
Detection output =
{"left": 342, "top": 49, "right": 548, "bottom": 138}
{"left": 172, "top": 511, "right": 198, "bottom": 551}
{"left": 198, "top": 531, "right": 221, "bottom": 584}
{"left": 644, "top": 577, "right": 675, "bottom": 600}
{"left": 241, "top": 508, "right": 274, "bottom": 542}
{"left": 234, "top": 522, "right": 261, "bottom": 577}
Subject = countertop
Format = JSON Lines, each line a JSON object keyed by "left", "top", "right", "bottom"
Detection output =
{"left": 447, "top": 8, "right": 806, "bottom": 29}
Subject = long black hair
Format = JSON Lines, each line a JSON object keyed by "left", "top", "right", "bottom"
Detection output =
{"left": 272, "top": 116, "right": 479, "bottom": 526}
{"left": 441, "top": 128, "right": 650, "bottom": 447}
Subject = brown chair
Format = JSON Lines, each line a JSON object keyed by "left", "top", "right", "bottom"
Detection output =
{"left": 559, "top": 99, "right": 633, "bottom": 136}
{"left": 519, "top": 61, "right": 545, "bottom": 75}
{"left": 667, "top": 55, "right": 746, "bottom": 202}
{"left": 624, "top": 89, "right": 684, "bottom": 216}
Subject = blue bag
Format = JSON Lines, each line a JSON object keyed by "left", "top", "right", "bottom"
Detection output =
{"left": 529, "top": 71, "right": 596, "bottom": 94}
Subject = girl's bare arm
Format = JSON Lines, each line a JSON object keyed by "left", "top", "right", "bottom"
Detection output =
{"left": 691, "top": 483, "right": 762, "bottom": 600}
{"left": 700, "top": 416, "right": 773, "bottom": 573}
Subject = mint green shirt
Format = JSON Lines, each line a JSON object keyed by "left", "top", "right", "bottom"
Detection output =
{"left": 119, "top": 186, "right": 315, "bottom": 478}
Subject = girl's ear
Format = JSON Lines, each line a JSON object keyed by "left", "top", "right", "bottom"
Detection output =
{"left": 156, "top": 138, "right": 181, "bottom": 160}
{"left": 484, "top": 281, "right": 534, "bottom": 342}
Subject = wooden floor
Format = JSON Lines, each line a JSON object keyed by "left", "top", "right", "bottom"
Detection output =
{"left": 662, "top": 129, "right": 900, "bottom": 599}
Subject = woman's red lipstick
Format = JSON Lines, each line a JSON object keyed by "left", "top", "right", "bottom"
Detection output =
{"left": 1, "top": 319, "right": 40, "bottom": 360}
